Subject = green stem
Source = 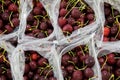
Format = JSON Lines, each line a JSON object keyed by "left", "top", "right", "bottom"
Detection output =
{"left": 111, "top": 7, "right": 114, "bottom": 18}
{"left": 64, "top": 0, "right": 80, "bottom": 19}
{"left": 79, "top": 46, "right": 85, "bottom": 56}
{"left": 115, "top": 18, "right": 120, "bottom": 39}
{"left": 116, "top": 76, "right": 120, "bottom": 80}
{"left": 109, "top": 74, "right": 114, "bottom": 80}
{"left": 45, "top": 68, "right": 53, "bottom": 79}
{"left": 66, "top": 0, "right": 76, "bottom": 10}
{"left": 9, "top": 12, "right": 14, "bottom": 27}
{"left": 34, "top": 16, "right": 40, "bottom": 29}
{"left": 101, "top": 56, "right": 107, "bottom": 70}
{"left": 44, "top": 31, "right": 48, "bottom": 37}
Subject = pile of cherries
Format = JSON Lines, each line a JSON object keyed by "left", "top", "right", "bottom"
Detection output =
{"left": 98, "top": 53, "right": 120, "bottom": 80}
{"left": 0, "top": 0, "right": 19, "bottom": 34}
{"left": 25, "top": 0, "right": 53, "bottom": 39}
{"left": 103, "top": 2, "right": 120, "bottom": 42}
{"left": 61, "top": 45, "right": 96, "bottom": 80}
{"left": 0, "top": 47, "right": 12, "bottom": 80}
{"left": 23, "top": 51, "right": 57, "bottom": 80}
{"left": 58, "top": 0, "right": 95, "bottom": 36}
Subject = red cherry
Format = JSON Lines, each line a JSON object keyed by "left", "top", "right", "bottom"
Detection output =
{"left": 103, "top": 37, "right": 109, "bottom": 42}
{"left": 104, "top": 27, "right": 110, "bottom": 37}
{"left": 8, "top": 3, "right": 18, "bottom": 12}
{"left": 63, "top": 24, "right": 73, "bottom": 33}
{"left": 31, "top": 53, "right": 38, "bottom": 61}
{"left": 58, "top": 17, "right": 67, "bottom": 27}
{"left": 107, "top": 53, "right": 116, "bottom": 65}
{"left": 59, "top": 8, "right": 67, "bottom": 17}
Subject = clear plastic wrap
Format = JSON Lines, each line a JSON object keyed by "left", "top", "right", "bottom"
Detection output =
{"left": 53, "top": 0, "right": 100, "bottom": 44}
{"left": 59, "top": 33, "right": 101, "bottom": 80}
{"left": 18, "top": 0, "right": 55, "bottom": 43}
{"left": 96, "top": 0, "right": 120, "bottom": 47}
{"left": 0, "top": 0, "right": 24, "bottom": 41}
{"left": 97, "top": 43, "right": 120, "bottom": 80}
{"left": 0, "top": 41, "right": 15, "bottom": 80}
{"left": 11, "top": 41, "right": 62, "bottom": 80}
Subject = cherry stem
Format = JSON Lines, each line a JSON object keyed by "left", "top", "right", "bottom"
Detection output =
{"left": 2, "top": 71, "right": 6, "bottom": 74}
{"left": 79, "top": 46, "right": 85, "bottom": 56}
{"left": 116, "top": 76, "right": 120, "bottom": 80}
{"left": 111, "top": 7, "right": 114, "bottom": 18}
{"left": 9, "top": 12, "right": 14, "bottom": 27}
{"left": 1, "top": 0, "right": 5, "bottom": 12}
{"left": 66, "top": 0, "right": 76, "bottom": 10}
{"left": 84, "top": 45, "right": 89, "bottom": 52}
{"left": 115, "top": 18, "right": 120, "bottom": 39}
{"left": 44, "top": 31, "right": 48, "bottom": 37}
{"left": 88, "top": 76, "right": 98, "bottom": 80}
{"left": 11, "top": 0, "right": 17, "bottom": 3}
{"left": 64, "top": 0, "right": 79, "bottom": 19}
{"left": 1, "top": 67, "right": 7, "bottom": 71}
{"left": 109, "top": 74, "right": 114, "bottom": 80}
{"left": 44, "top": 68, "right": 53, "bottom": 79}
{"left": 0, "top": 30, "right": 7, "bottom": 35}
{"left": 68, "top": 61, "right": 86, "bottom": 70}
{"left": 34, "top": 16, "right": 40, "bottom": 29}
{"left": 69, "top": 50, "right": 75, "bottom": 57}
{"left": 101, "top": 55, "right": 107, "bottom": 70}
{"left": 40, "top": 65, "right": 51, "bottom": 75}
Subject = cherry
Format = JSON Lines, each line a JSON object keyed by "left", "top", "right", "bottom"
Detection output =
{"left": 84, "top": 68, "right": 94, "bottom": 78}
{"left": 72, "top": 70, "right": 83, "bottom": 80}
{"left": 0, "top": 75, "right": 6, "bottom": 80}
{"left": 86, "top": 13, "right": 94, "bottom": 20}
{"left": 24, "top": 64, "right": 30, "bottom": 74}
{"left": 5, "top": 25, "right": 13, "bottom": 33}
{"left": 8, "top": 3, "right": 18, "bottom": 12}
{"left": 107, "top": 53, "right": 116, "bottom": 65}
{"left": 104, "top": 7, "right": 111, "bottom": 16}
{"left": 0, "top": 19, "right": 3, "bottom": 28}
{"left": 110, "top": 26, "right": 118, "bottom": 36}
{"left": 66, "top": 65, "right": 74, "bottom": 73}
{"left": 103, "top": 37, "right": 109, "bottom": 42}
{"left": 58, "top": 17, "right": 67, "bottom": 27}
{"left": 60, "top": 8, "right": 67, "bottom": 17}
{"left": 62, "top": 24, "right": 73, "bottom": 33}
{"left": 40, "top": 22, "right": 48, "bottom": 30}
{"left": 11, "top": 18, "right": 20, "bottom": 27}
{"left": 1, "top": 12, "right": 9, "bottom": 21}
{"left": 117, "top": 59, "right": 120, "bottom": 67}
{"left": 104, "top": 27, "right": 110, "bottom": 37}
{"left": 98, "top": 57, "right": 105, "bottom": 65}
{"left": 31, "top": 53, "right": 38, "bottom": 61}
{"left": 37, "top": 58, "right": 48, "bottom": 67}
{"left": 33, "top": 7, "right": 42, "bottom": 15}
{"left": 71, "top": 7, "right": 81, "bottom": 19}
{"left": 27, "top": 14, "right": 34, "bottom": 22}
{"left": 85, "top": 56, "right": 95, "bottom": 67}
{"left": 49, "top": 77, "right": 57, "bottom": 80}
{"left": 60, "top": 1, "right": 67, "bottom": 9}
{"left": 62, "top": 54, "right": 71, "bottom": 66}
{"left": 102, "top": 70, "right": 111, "bottom": 80}
{"left": 115, "top": 68, "right": 120, "bottom": 77}
{"left": 29, "top": 61, "right": 37, "bottom": 70}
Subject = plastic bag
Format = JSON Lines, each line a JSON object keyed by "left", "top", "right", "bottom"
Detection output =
{"left": 97, "top": 43, "right": 120, "bottom": 80}
{"left": 11, "top": 41, "right": 62, "bottom": 80}
{"left": 53, "top": 0, "right": 100, "bottom": 45}
{"left": 18, "top": 0, "right": 55, "bottom": 43}
{"left": 59, "top": 33, "right": 101, "bottom": 80}
{"left": 0, "top": 0, "right": 24, "bottom": 41}
{"left": 0, "top": 41, "right": 15, "bottom": 80}
{"left": 96, "top": 0, "right": 120, "bottom": 47}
